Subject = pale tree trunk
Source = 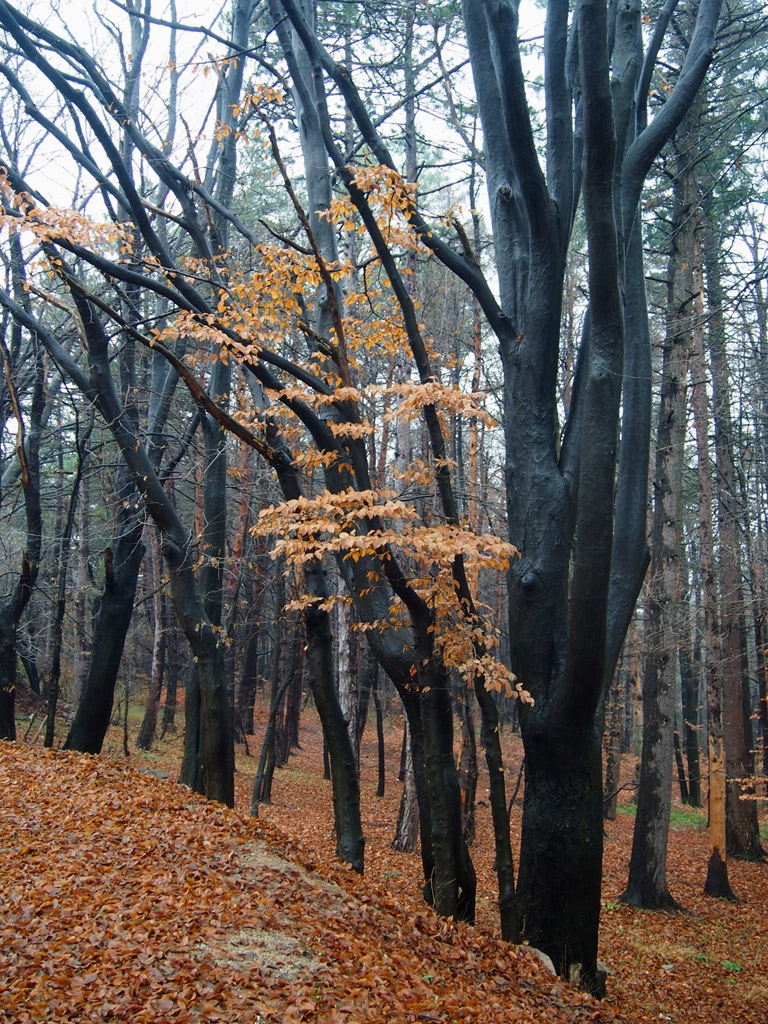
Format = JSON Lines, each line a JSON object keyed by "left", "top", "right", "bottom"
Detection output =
{"left": 136, "top": 532, "right": 166, "bottom": 751}
{"left": 72, "top": 472, "right": 91, "bottom": 704}
{"left": 623, "top": 103, "right": 701, "bottom": 909}
{"left": 678, "top": 603, "right": 703, "bottom": 807}
{"left": 743, "top": 235, "right": 768, "bottom": 783}
{"left": 335, "top": 597, "right": 359, "bottom": 767}
{"left": 393, "top": 718, "right": 420, "bottom": 854}
{"left": 44, "top": 412, "right": 92, "bottom": 748}
{"left": 689, "top": 247, "right": 736, "bottom": 899}
{"left": 703, "top": 198, "right": 764, "bottom": 860}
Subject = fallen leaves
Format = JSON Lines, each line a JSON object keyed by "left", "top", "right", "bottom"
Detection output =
{"left": 0, "top": 740, "right": 621, "bottom": 1024}
{"left": 3, "top": 718, "right": 767, "bottom": 1024}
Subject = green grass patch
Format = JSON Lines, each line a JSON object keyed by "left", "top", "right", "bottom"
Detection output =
{"left": 669, "top": 805, "right": 707, "bottom": 829}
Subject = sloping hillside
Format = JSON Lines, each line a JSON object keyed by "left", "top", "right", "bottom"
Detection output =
{"left": 0, "top": 741, "right": 621, "bottom": 1024}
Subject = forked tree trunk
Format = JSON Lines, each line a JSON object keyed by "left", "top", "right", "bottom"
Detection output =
{"left": 278, "top": 655, "right": 303, "bottom": 765}
{"left": 44, "top": 416, "right": 90, "bottom": 749}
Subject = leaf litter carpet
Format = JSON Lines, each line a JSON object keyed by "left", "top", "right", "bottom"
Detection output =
{"left": 1, "top": 724, "right": 767, "bottom": 1024}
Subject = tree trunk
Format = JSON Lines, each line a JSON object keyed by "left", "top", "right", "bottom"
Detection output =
{"left": 179, "top": 654, "right": 204, "bottom": 793}
{"left": 303, "top": 597, "right": 364, "bottom": 873}
{"left": 703, "top": 197, "right": 764, "bottom": 860}
{"left": 457, "top": 688, "right": 478, "bottom": 845}
{"left": 72, "top": 472, "right": 91, "bottom": 704}
{"left": 418, "top": 642, "right": 476, "bottom": 923}
{"left": 392, "top": 718, "right": 419, "bottom": 853}
{"left": 0, "top": 304, "right": 44, "bottom": 741}
{"left": 603, "top": 669, "right": 623, "bottom": 821}
{"left": 235, "top": 566, "right": 265, "bottom": 737}
{"left": 136, "top": 535, "right": 166, "bottom": 750}
{"left": 0, "top": 611, "right": 18, "bottom": 741}
{"left": 517, "top": 724, "right": 603, "bottom": 987}
{"left": 679, "top": 633, "right": 702, "bottom": 807}
{"left": 335, "top": 597, "right": 359, "bottom": 766}
{"left": 64, "top": 494, "right": 145, "bottom": 754}
{"left": 372, "top": 668, "right": 385, "bottom": 798}
{"left": 278, "top": 652, "right": 303, "bottom": 764}
{"left": 258, "top": 571, "right": 285, "bottom": 802}
{"left": 44, "top": 417, "right": 90, "bottom": 749}
{"left": 622, "top": 104, "right": 699, "bottom": 910}
{"left": 160, "top": 622, "right": 179, "bottom": 738}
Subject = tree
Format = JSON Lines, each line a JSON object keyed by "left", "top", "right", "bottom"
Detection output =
{"left": 0, "top": 257, "right": 43, "bottom": 740}
{"left": 621, "top": 92, "right": 702, "bottom": 911}
{"left": 257, "top": 0, "right": 724, "bottom": 990}
{"left": 0, "top": 0, "right": 725, "bottom": 994}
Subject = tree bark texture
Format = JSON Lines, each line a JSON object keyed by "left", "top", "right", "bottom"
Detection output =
{"left": 623, "top": 113, "right": 698, "bottom": 909}
{"left": 0, "top": 325, "right": 44, "bottom": 742}
{"left": 703, "top": 200, "right": 764, "bottom": 860}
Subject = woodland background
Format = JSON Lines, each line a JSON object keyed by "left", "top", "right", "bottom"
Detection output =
{"left": 1, "top": 0, "right": 768, "bottom": 1013}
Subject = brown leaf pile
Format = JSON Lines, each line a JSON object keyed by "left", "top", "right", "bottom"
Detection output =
{"left": 235, "top": 715, "right": 768, "bottom": 1024}
{"left": 0, "top": 739, "right": 621, "bottom": 1024}
{"left": 4, "top": 704, "right": 768, "bottom": 1024}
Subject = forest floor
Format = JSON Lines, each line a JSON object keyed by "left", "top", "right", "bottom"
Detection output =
{"left": 2, "top": 695, "right": 767, "bottom": 1024}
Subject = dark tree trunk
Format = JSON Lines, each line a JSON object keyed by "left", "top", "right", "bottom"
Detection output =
{"left": 356, "top": 645, "right": 376, "bottom": 755}
{"left": 0, "top": 612, "right": 18, "bottom": 741}
{"left": 64, "top": 512, "right": 145, "bottom": 754}
{"left": 517, "top": 723, "right": 603, "bottom": 987}
{"left": 458, "top": 690, "right": 478, "bottom": 845}
{"left": 180, "top": 654, "right": 204, "bottom": 794}
{"left": 235, "top": 568, "right": 265, "bottom": 737}
{"left": 474, "top": 671, "right": 519, "bottom": 942}
{"left": 372, "top": 668, "right": 385, "bottom": 798}
{"left": 0, "top": 304, "right": 44, "bottom": 742}
{"left": 304, "top": 597, "right": 364, "bottom": 873}
{"left": 252, "top": 672, "right": 294, "bottom": 813}
{"left": 603, "top": 670, "right": 622, "bottom": 821}
{"left": 136, "top": 543, "right": 167, "bottom": 750}
{"left": 418, "top": 648, "right": 476, "bottom": 922}
{"left": 160, "top": 624, "right": 179, "bottom": 738}
{"left": 278, "top": 658, "right": 303, "bottom": 763}
{"left": 44, "top": 495, "right": 80, "bottom": 750}
{"left": 179, "top": 386, "right": 233, "bottom": 797}
{"left": 754, "top": 609, "right": 768, "bottom": 782}
{"left": 258, "top": 575, "right": 286, "bottom": 801}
